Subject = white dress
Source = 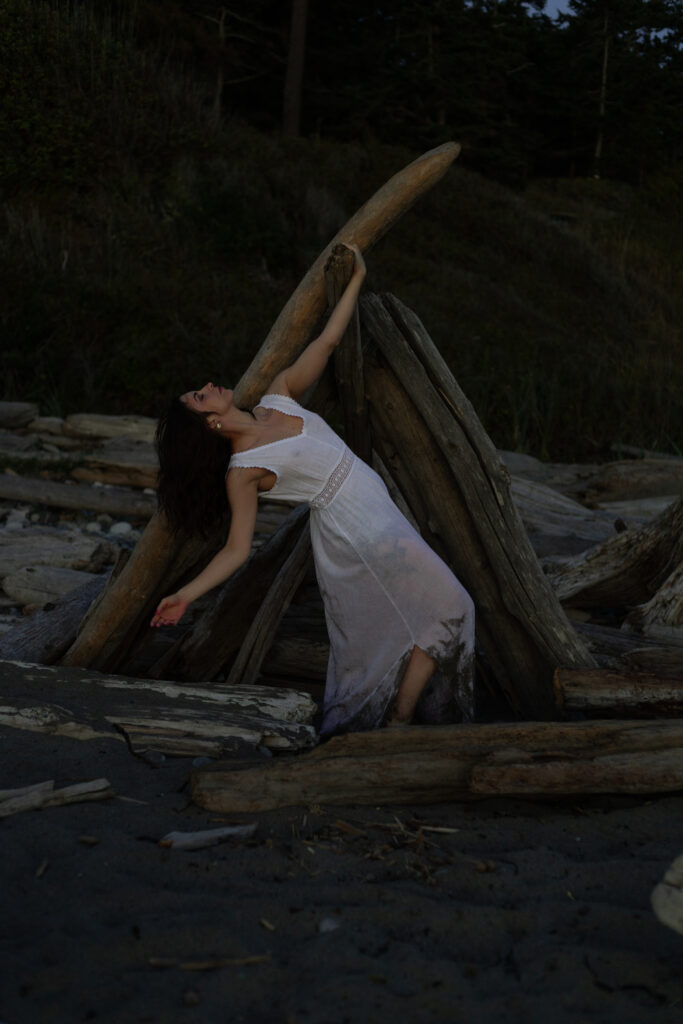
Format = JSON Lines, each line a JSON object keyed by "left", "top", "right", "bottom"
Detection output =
{"left": 228, "top": 394, "right": 475, "bottom": 738}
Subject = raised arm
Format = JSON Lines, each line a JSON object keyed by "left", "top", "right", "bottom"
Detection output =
{"left": 150, "top": 470, "right": 259, "bottom": 627}
{"left": 269, "top": 243, "right": 366, "bottom": 401}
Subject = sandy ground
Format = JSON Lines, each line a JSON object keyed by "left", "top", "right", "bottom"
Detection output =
{"left": 2, "top": 725, "right": 683, "bottom": 1024}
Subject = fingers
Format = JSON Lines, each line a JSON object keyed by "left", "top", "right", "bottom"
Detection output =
{"left": 150, "top": 596, "right": 183, "bottom": 627}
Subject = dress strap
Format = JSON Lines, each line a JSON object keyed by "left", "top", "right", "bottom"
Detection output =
{"left": 257, "top": 393, "right": 306, "bottom": 415}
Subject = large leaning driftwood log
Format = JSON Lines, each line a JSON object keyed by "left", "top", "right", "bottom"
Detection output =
{"left": 361, "top": 293, "right": 594, "bottom": 718}
{"left": 192, "top": 718, "right": 683, "bottom": 812}
{"left": 325, "top": 245, "right": 372, "bottom": 463}
{"left": 61, "top": 142, "right": 460, "bottom": 672}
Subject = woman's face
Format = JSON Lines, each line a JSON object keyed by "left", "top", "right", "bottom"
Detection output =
{"left": 180, "top": 381, "right": 233, "bottom": 417}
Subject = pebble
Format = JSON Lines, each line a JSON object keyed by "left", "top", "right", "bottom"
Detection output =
{"left": 85, "top": 522, "right": 102, "bottom": 534}
{"left": 4, "top": 509, "right": 28, "bottom": 531}
{"left": 318, "top": 916, "right": 341, "bottom": 934}
{"left": 110, "top": 521, "right": 132, "bottom": 537}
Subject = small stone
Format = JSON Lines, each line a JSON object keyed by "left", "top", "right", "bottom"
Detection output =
{"left": 96, "top": 514, "right": 113, "bottom": 526}
{"left": 318, "top": 916, "right": 341, "bottom": 934}
{"left": 85, "top": 522, "right": 101, "bottom": 534}
{"left": 4, "top": 510, "right": 28, "bottom": 531}
{"left": 109, "top": 521, "right": 132, "bottom": 537}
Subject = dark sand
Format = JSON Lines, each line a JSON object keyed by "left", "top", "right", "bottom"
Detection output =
{"left": 2, "top": 725, "right": 683, "bottom": 1024}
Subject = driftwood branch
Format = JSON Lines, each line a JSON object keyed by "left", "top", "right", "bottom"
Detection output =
{"left": 61, "top": 142, "right": 460, "bottom": 673}
{"left": 325, "top": 244, "right": 372, "bottom": 462}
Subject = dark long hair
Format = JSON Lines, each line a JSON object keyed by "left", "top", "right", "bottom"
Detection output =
{"left": 155, "top": 396, "right": 231, "bottom": 537}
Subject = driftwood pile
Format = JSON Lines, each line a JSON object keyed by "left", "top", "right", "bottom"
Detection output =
{"left": 1, "top": 141, "right": 682, "bottom": 814}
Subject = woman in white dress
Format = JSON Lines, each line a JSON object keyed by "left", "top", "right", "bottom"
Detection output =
{"left": 152, "top": 245, "right": 475, "bottom": 736}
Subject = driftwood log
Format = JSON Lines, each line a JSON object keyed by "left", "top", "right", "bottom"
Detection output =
{"left": 0, "top": 659, "right": 317, "bottom": 755}
{"left": 0, "top": 473, "right": 156, "bottom": 520}
{"left": 0, "top": 778, "right": 113, "bottom": 818}
{"left": 325, "top": 244, "right": 372, "bottom": 463}
{"left": 554, "top": 666, "right": 683, "bottom": 716}
{"left": 60, "top": 142, "right": 460, "bottom": 673}
{"left": 0, "top": 575, "right": 108, "bottom": 664}
{"left": 224, "top": 518, "right": 312, "bottom": 687}
{"left": 652, "top": 854, "right": 683, "bottom": 937}
{"left": 192, "top": 718, "right": 683, "bottom": 812}
{"left": 622, "top": 561, "right": 683, "bottom": 645}
{"left": 148, "top": 504, "right": 309, "bottom": 681}
{"left": 551, "top": 498, "right": 683, "bottom": 607}
{"left": 360, "top": 293, "right": 594, "bottom": 718}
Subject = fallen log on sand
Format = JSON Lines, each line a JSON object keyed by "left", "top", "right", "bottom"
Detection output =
{"left": 60, "top": 142, "right": 462, "bottom": 673}
{"left": 0, "top": 659, "right": 317, "bottom": 756}
{"left": 191, "top": 718, "right": 683, "bottom": 813}
{"left": 652, "top": 854, "right": 683, "bottom": 937}
{"left": 554, "top": 666, "right": 683, "bottom": 716}
{"left": 0, "top": 778, "right": 113, "bottom": 818}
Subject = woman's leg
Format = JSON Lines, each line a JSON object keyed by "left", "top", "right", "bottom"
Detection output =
{"left": 385, "top": 645, "right": 436, "bottom": 726}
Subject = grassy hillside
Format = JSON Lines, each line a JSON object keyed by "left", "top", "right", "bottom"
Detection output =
{"left": 1, "top": 1, "right": 681, "bottom": 460}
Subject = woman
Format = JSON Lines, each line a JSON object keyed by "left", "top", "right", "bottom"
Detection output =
{"left": 152, "top": 244, "right": 475, "bottom": 736}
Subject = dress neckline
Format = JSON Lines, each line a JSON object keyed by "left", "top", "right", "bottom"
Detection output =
{"left": 231, "top": 397, "right": 305, "bottom": 457}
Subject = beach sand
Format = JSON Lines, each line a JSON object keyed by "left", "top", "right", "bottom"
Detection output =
{"left": 2, "top": 724, "right": 683, "bottom": 1024}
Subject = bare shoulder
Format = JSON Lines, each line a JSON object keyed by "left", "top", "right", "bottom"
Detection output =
{"left": 225, "top": 466, "right": 262, "bottom": 501}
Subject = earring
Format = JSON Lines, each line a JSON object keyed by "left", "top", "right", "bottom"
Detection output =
{"left": 214, "top": 421, "right": 222, "bottom": 430}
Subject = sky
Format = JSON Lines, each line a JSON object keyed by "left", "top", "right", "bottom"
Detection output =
{"left": 542, "top": 0, "right": 571, "bottom": 17}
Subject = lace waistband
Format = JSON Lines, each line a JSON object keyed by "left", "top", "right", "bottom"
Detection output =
{"left": 309, "top": 448, "right": 355, "bottom": 510}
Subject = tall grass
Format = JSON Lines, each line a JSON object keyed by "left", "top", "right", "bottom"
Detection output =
{"left": 1, "top": 1, "right": 681, "bottom": 460}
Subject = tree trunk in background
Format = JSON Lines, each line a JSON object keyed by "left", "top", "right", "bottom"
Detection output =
{"left": 60, "top": 143, "right": 461, "bottom": 672}
{"left": 282, "top": 0, "right": 309, "bottom": 137}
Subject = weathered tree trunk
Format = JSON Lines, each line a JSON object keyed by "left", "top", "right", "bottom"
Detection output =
{"left": 0, "top": 660, "right": 317, "bottom": 756}
{"left": 555, "top": 666, "right": 683, "bottom": 716}
{"left": 550, "top": 498, "right": 683, "bottom": 608}
{"left": 622, "top": 561, "right": 683, "bottom": 646}
{"left": 61, "top": 142, "right": 460, "bottom": 672}
{"left": 148, "top": 505, "right": 309, "bottom": 682}
{"left": 191, "top": 718, "right": 683, "bottom": 812}
{"left": 224, "top": 516, "right": 312, "bottom": 687}
{"left": 282, "top": 0, "right": 308, "bottom": 138}
{"left": 61, "top": 517, "right": 219, "bottom": 672}
{"left": 0, "top": 575, "right": 108, "bottom": 664}
{"left": 325, "top": 244, "right": 372, "bottom": 463}
{"left": 360, "top": 293, "right": 594, "bottom": 718}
